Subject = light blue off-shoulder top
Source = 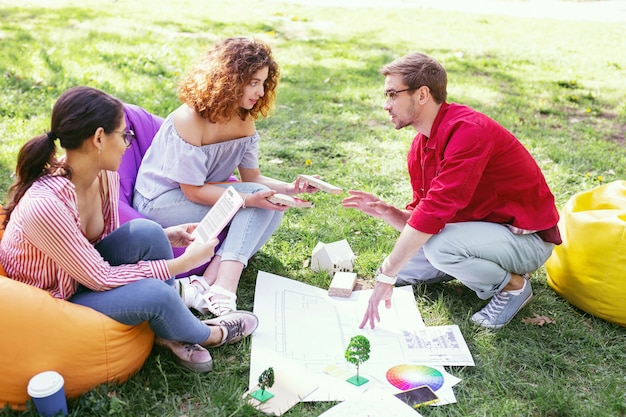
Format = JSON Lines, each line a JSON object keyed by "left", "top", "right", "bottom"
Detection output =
{"left": 134, "top": 113, "right": 259, "bottom": 200}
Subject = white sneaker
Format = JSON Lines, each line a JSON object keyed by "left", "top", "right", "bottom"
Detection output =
{"left": 175, "top": 275, "right": 212, "bottom": 314}
{"left": 201, "top": 285, "right": 237, "bottom": 316}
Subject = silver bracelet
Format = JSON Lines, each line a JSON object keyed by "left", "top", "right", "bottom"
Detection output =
{"left": 242, "top": 193, "right": 250, "bottom": 208}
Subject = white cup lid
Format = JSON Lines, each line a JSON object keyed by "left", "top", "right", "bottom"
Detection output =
{"left": 27, "top": 371, "right": 65, "bottom": 398}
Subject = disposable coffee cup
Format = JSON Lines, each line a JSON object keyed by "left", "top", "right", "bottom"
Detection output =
{"left": 27, "top": 371, "right": 68, "bottom": 417}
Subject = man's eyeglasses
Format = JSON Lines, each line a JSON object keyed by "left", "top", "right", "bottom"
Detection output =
{"left": 384, "top": 88, "right": 415, "bottom": 101}
{"left": 115, "top": 130, "right": 135, "bottom": 148}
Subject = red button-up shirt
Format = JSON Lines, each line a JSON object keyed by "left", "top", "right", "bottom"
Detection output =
{"left": 406, "top": 102, "right": 561, "bottom": 244}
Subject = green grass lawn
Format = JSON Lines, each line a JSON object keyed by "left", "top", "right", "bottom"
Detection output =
{"left": 1, "top": 0, "right": 625, "bottom": 416}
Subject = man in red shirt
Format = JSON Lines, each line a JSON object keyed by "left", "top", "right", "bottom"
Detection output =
{"left": 343, "top": 53, "right": 561, "bottom": 330}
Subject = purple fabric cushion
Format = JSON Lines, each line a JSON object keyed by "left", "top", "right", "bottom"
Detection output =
{"left": 119, "top": 103, "right": 164, "bottom": 212}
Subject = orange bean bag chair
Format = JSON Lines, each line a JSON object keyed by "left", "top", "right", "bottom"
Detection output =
{"left": 0, "top": 223, "right": 155, "bottom": 410}
{"left": 546, "top": 180, "right": 626, "bottom": 327}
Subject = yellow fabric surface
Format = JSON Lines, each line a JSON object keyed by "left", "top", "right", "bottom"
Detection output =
{"left": 0, "top": 222, "right": 154, "bottom": 410}
{"left": 546, "top": 180, "right": 626, "bottom": 327}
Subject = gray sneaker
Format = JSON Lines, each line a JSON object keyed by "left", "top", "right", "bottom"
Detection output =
{"left": 470, "top": 278, "right": 533, "bottom": 329}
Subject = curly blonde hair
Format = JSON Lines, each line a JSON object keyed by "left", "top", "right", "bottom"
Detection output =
{"left": 178, "top": 37, "right": 279, "bottom": 123}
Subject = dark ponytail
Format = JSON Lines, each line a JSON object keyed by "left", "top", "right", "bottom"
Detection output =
{"left": 2, "top": 86, "right": 123, "bottom": 228}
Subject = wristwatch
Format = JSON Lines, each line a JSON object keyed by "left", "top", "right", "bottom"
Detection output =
{"left": 375, "top": 257, "right": 397, "bottom": 285}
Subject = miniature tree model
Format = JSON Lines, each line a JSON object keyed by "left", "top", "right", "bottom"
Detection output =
{"left": 250, "top": 367, "right": 275, "bottom": 402}
{"left": 259, "top": 367, "right": 275, "bottom": 395}
{"left": 345, "top": 335, "right": 371, "bottom": 386}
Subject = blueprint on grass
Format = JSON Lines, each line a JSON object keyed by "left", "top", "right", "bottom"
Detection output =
{"left": 249, "top": 271, "right": 474, "bottom": 402}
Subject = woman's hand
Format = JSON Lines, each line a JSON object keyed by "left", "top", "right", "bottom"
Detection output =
{"left": 183, "top": 238, "right": 219, "bottom": 267}
{"left": 165, "top": 223, "right": 198, "bottom": 247}
{"left": 285, "top": 175, "right": 320, "bottom": 195}
{"left": 166, "top": 237, "right": 218, "bottom": 277}
{"left": 242, "top": 190, "right": 290, "bottom": 212}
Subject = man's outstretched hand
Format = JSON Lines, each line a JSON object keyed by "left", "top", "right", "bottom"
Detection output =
{"left": 342, "top": 190, "right": 390, "bottom": 219}
{"left": 359, "top": 282, "right": 394, "bottom": 329}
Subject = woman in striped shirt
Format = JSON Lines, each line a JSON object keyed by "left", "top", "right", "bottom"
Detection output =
{"left": 0, "top": 86, "right": 258, "bottom": 373}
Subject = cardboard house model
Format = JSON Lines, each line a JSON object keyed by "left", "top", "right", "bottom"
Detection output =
{"left": 311, "top": 239, "right": 356, "bottom": 276}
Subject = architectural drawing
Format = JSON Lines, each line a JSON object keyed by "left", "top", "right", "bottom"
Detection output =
{"left": 249, "top": 271, "right": 472, "bottom": 402}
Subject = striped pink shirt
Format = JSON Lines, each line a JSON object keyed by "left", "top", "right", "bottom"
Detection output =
{"left": 0, "top": 172, "right": 171, "bottom": 299}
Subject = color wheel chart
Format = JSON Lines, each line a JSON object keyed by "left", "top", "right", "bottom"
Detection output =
{"left": 386, "top": 364, "right": 445, "bottom": 391}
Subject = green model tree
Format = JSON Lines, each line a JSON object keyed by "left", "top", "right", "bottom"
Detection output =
{"left": 258, "top": 367, "right": 275, "bottom": 396}
{"left": 345, "top": 335, "right": 371, "bottom": 385}
{"left": 250, "top": 366, "right": 275, "bottom": 403}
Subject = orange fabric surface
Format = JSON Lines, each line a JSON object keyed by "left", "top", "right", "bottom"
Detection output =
{"left": 0, "top": 226, "right": 5, "bottom": 276}
{"left": 0, "top": 216, "right": 154, "bottom": 410}
{"left": 0, "top": 277, "right": 154, "bottom": 410}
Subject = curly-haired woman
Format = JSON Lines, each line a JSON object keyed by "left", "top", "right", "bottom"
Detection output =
{"left": 133, "top": 37, "right": 317, "bottom": 316}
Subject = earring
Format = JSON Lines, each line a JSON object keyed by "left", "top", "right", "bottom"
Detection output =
{"left": 97, "top": 148, "right": 101, "bottom": 171}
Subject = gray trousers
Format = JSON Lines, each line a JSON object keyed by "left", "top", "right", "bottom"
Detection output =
{"left": 396, "top": 221, "right": 555, "bottom": 300}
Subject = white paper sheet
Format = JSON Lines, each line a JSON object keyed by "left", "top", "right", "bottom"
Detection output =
{"left": 403, "top": 325, "right": 475, "bottom": 366}
{"left": 243, "top": 364, "right": 318, "bottom": 416}
{"left": 318, "top": 389, "right": 424, "bottom": 417}
{"left": 249, "top": 271, "right": 471, "bottom": 402}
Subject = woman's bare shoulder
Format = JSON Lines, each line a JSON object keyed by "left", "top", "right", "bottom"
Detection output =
{"left": 172, "top": 105, "right": 204, "bottom": 146}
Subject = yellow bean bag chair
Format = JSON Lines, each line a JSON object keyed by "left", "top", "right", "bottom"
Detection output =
{"left": 546, "top": 180, "right": 626, "bottom": 327}
{"left": 0, "top": 226, "right": 155, "bottom": 410}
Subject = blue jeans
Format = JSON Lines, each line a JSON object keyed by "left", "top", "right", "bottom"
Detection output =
{"left": 397, "top": 222, "right": 555, "bottom": 300}
{"left": 69, "top": 219, "right": 211, "bottom": 344}
{"left": 133, "top": 182, "right": 284, "bottom": 266}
